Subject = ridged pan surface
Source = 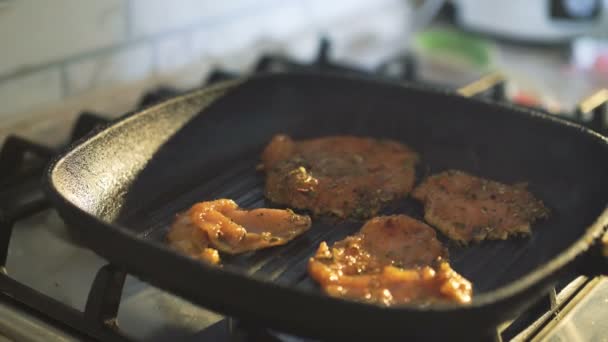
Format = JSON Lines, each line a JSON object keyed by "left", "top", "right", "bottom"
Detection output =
{"left": 47, "top": 73, "right": 608, "bottom": 340}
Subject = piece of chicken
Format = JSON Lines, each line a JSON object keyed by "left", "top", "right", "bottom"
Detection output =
{"left": 308, "top": 215, "right": 472, "bottom": 306}
{"left": 412, "top": 170, "right": 549, "bottom": 243}
{"left": 261, "top": 134, "right": 419, "bottom": 219}
{"left": 167, "top": 199, "right": 311, "bottom": 264}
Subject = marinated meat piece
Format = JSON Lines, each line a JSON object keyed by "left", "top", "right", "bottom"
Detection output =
{"left": 309, "top": 257, "right": 472, "bottom": 306}
{"left": 412, "top": 170, "right": 549, "bottom": 243}
{"left": 308, "top": 215, "right": 472, "bottom": 306}
{"left": 167, "top": 199, "right": 311, "bottom": 264}
{"left": 315, "top": 215, "right": 447, "bottom": 273}
{"left": 261, "top": 135, "right": 419, "bottom": 219}
{"left": 166, "top": 213, "right": 221, "bottom": 264}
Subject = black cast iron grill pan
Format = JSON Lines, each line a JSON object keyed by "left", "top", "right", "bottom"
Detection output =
{"left": 45, "top": 73, "right": 608, "bottom": 340}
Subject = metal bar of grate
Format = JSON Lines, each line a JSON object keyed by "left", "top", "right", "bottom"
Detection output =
{"left": 0, "top": 136, "right": 55, "bottom": 182}
{"left": 0, "top": 212, "right": 11, "bottom": 270}
{"left": 70, "top": 112, "right": 111, "bottom": 142}
{"left": 137, "top": 87, "right": 182, "bottom": 109}
{"left": 576, "top": 88, "right": 608, "bottom": 134}
{"left": 457, "top": 72, "right": 506, "bottom": 99}
{"left": 84, "top": 264, "right": 127, "bottom": 334}
{"left": 0, "top": 110, "right": 127, "bottom": 341}
{"left": 0, "top": 273, "right": 132, "bottom": 341}
{"left": 206, "top": 70, "right": 239, "bottom": 85}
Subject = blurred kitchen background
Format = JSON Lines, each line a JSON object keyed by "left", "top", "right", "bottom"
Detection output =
{"left": 1, "top": 1, "right": 608, "bottom": 341}
{"left": 0, "top": 0, "right": 412, "bottom": 145}
{"left": 1, "top": 0, "right": 607, "bottom": 146}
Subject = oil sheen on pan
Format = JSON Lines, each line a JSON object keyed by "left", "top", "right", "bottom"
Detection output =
{"left": 261, "top": 134, "right": 419, "bottom": 219}
{"left": 308, "top": 215, "right": 473, "bottom": 306}
{"left": 412, "top": 170, "right": 549, "bottom": 244}
{"left": 167, "top": 199, "right": 311, "bottom": 264}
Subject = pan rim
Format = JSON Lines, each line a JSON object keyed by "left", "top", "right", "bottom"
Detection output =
{"left": 44, "top": 72, "right": 608, "bottom": 313}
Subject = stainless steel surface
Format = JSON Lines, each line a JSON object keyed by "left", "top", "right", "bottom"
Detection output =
{"left": 535, "top": 277, "right": 608, "bottom": 342}
{"left": 512, "top": 277, "right": 590, "bottom": 341}
{"left": 4, "top": 210, "right": 222, "bottom": 340}
{"left": 0, "top": 296, "right": 77, "bottom": 342}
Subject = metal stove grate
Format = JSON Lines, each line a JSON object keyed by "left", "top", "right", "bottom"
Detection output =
{"left": 0, "top": 40, "right": 606, "bottom": 341}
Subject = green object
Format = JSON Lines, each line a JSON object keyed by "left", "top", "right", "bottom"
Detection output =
{"left": 414, "top": 29, "right": 494, "bottom": 69}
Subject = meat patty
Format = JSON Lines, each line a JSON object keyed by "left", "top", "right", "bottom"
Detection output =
{"left": 167, "top": 199, "right": 311, "bottom": 264}
{"left": 308, "top": 215, "right": 472, "bottom": 306}
{"left": 412, "top": 170, "right": 549, "bottom": 243}
{"left": 261, "top": 134, "right": 419, "bottom": 219}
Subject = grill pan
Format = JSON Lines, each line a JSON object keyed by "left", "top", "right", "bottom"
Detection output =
{"left": 45, "top": 73, "right": 608, "bottom": 340}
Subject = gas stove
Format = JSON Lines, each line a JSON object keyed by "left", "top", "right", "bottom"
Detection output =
{"left": 0, "top": 40, "right": 607, "bottom": 341}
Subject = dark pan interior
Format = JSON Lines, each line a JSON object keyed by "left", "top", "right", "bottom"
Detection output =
{"left": 53, "top": 73, "right": 608, "bottom": 299}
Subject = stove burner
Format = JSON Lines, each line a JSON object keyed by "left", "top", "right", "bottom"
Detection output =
{"left": 0, "top": 39, "right": 606, "bottom": 341}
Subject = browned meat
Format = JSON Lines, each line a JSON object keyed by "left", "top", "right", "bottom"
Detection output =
{"left": 261, "top": 134, "right": 419, "bottom": 219}
{"left": 167, "top": 199, "right": 311, "bottom": 264}
{"left": 308, "top": 215, "right": 472, "bottom": 306}
{"left": 412, "top": 170, "right": 549, "bottom": 243}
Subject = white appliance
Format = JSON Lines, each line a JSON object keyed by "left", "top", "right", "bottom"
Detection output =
{"left": 453, "top": 0, "right": 605, "bottom": 42}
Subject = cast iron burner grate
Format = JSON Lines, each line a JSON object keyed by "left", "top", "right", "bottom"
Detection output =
{"left": 0, "top": 40, "right": 606, "bottom": 341}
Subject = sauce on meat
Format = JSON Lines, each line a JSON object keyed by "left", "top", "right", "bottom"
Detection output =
{"left": 167, "top": 199, "right": 311, "bottom": 264}
{"left": 308, "top": 215, "right": 472, "bottom": 306}
{"left": 261, "top": 135, "right": 419, "bottom": 219}
{"left": 412, "top": 170, "right": 549, "bottom": 243}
